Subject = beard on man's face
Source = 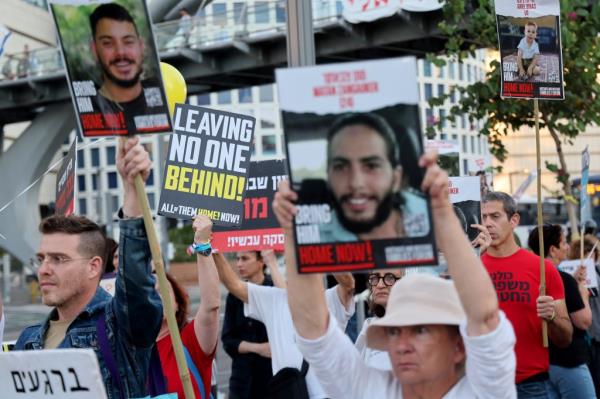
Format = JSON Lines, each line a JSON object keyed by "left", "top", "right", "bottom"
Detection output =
{"left": 99, "top": 56, "right": 143, "bottom": 89}
{"left": 331, "top": 190, "right": 396, "bottom": 234}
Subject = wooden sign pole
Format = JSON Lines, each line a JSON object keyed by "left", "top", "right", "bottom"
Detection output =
{"left": 534, "top": 99, "right": 549, "bottom": 348}
{"left": 122, "top": 135, "right": 196, "bottom": 399}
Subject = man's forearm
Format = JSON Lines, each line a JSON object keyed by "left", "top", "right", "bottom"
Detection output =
{"left": 213, "top": 253, "right": 248, "bottom": 302}
{"left": 284, "top": 229, "right": 329, "bottom": 340}
{"left": 238, "top": 341, "right": 260, "bottom": 354}
{"left": 122, "top": 185, "right": 142, "bottom": 218}
{"left": 548, "top": 310, "right": 573, "bottom": 348}
{"left": 115, "top": 218, "right": 163, "bottom": 347}
{"left": 194, "top": 254, "right": 221, "bottom": 353}
{"left": 434, "top": 206, "right": 499, "bottom": 335}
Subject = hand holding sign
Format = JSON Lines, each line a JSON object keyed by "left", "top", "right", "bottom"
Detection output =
{"left": 470, "top": 224, "right": 492, "bottom": 253}
{"left": 117, "top": 136, "right": 152, "bottom": 184}
{"left": 273, "top": 180, "right": 298, "bottom": 232}
{"left": 117, "top": 137, "right": 152, "bottom": 218}
{"left": 574, "top": 265, "right": 587, "bottom": 285}
{"left": 193, "top": 215, "right": 213, "bottom": 244}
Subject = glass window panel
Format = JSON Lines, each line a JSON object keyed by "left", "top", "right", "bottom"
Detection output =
{"left": 105, "top": 146, "right": 116, "bottom": 165}
{"left": 78, "top": 175, "right": 86, "bottom": 192}
{"left": 238, "top": 87, "right": 253, "bottom": 103}
{"left": 255, "top": 2, "right": 269, "bottom": 23}
{"left": 259, "top": 85, "right": 274, "bottom": 102}
{"left": 212, "top": 3, "right": 226, "bottom": 25}
{"left": 261, "top": 135, "right": 277, "bottom": 156}
{"left": 275, "top": 1, "right": 286, "bottom": 22}
{"left": 107, "top": 172, "right": 118, "bottom": 189}
{"left": 423, "top": 61, "right": 432, "bottom": 77}
{"left": 77, "top": 149, "right": 84, "bottom": 168}
{"left": 217, "top": 91, "right": 231, "bottom": 104}
{"left": 425, "top": 84, "right": 433, "bottom": 101}
{"left": 78, "top": 198, "right": 87, "bottom": 215}
{"left": 197, "top": 94, "right": 210, "bottom": 105}
{"left": 91, "top": 148, "right": 100, "bottom": 167}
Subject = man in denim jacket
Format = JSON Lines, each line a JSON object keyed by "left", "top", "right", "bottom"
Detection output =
{"left": 14, "top": 137, "right": 163, "bottom": 399}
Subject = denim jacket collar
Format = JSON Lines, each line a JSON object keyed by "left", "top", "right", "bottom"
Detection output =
{"left": 32, "top": 287, "right": 112, "bottom": 346}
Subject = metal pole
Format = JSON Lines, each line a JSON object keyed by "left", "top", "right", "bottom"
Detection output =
{"left": 285, "top": 0, "right": 315, "bottom": 67}
{"left": 3, "top": 253, "right": 10, "bottom": 304}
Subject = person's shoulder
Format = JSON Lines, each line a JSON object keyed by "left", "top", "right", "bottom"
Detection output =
{"left": 14, "top": 323, "right": 44, "bottom": 348}
{"left": 248, "top": 281, "right": 285, "bottom": 298}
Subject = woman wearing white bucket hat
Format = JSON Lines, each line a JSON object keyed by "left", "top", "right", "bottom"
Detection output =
{"left": 273, "top": 152, "right": 517, "bottom": 399}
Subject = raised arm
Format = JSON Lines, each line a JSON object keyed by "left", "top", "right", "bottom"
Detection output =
{"left": 420, "top": 152, "right": 500, "bottom": 336}
{"left": 273, "top": 181, "right": 329, "bottom": 340}
{"left": 114, "top": 136, "right": 163, "bottom": 347}
{"left": 572, "top": 266, "right": 593, "bottom": 330}
{"left": 261, "top": 249, "right": 286, "bottom": 288}
{"left": 213, "top": 252, "right": 249, "bottom": 303}
{"left": 191, "top": 216, "right": 221, "bottom": 354}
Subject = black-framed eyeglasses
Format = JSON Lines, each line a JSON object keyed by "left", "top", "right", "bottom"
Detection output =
{"left": 368, "top": 273, "right": 400, "bottom": 287}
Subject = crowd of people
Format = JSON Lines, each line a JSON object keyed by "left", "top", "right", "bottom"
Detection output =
{"left": 1, "top": 138, "right": 600, "bottom": 399}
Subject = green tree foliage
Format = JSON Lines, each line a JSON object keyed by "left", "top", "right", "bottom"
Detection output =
{"left": 168, "top": 224, "right": 194, "bottom": 262}
{"left": 429, "top": 0, "right": 600, "bottom": 231}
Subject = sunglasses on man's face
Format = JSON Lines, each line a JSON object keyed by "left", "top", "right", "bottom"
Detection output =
{"left": 367, "top": 273, "right": 400, "bottom": 287}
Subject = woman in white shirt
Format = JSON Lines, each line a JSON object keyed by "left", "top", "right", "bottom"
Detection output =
{"left": 273, "top": 152, "right": 517, "bottom": 399}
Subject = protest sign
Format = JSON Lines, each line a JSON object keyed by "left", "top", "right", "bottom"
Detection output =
{"left": 425, "top": 139, "right": 460, "bottom": 177}
{"left": 277, "top": 57, "right": 437, "bottom": 273}
{"left": 449, "top": 177, "right": 481, "bottom": 242}
{"left": 158, "top": 104, "right": 255, "bottom": 227}
{"left": 559, "top": 259, "right": 598, "bottom": 289}
{"left": 49, "top": 0, "right": 171, "bottom": 136}
{"left": 342, "top": 0, "right": 402, "bottom": 23}
{"left": 0, "top": 349, "right": 107, "bottom": 398}
{"left": 581, "top": 146, "right": 591, "bottom": 227}
{"left": 212, "top": 160, "right": 287, "bottom": 252}
{"left": 495, "top": 0, "right": 564, "bottom": 99}
{"left": 55, "top": 140, "right": 77, "bottom": 216}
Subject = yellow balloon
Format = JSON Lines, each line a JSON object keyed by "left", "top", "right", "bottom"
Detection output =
{"left": 160, "top": 62, "right": 187, "bottom": 116}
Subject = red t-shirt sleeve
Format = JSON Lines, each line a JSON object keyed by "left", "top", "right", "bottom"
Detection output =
{"left": 545, "top": 260, "right": 565, "bottom": 300}
{"left": 182, "top": 321, "right": 216, "bottom": 398}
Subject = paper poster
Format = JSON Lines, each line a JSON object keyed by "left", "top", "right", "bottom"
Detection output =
{"left": 49, "top": 0, "right": 172, "bottom": 136}
{"left": 467, "top": 156, "right": 493, "bottom": 197}
{"left": 212, "top": 160, "right": 287, "bottom": 252}
{"left": 342, "top": 0, "right": 444, "bottom": 22}
{"left": 581, "top": 146, "right": 591, "bottom": 227}
{"left": 0, "top": 349, "right": 107, "bottom": 398}
{"left": 157, "top": 104, "right": 255, "bottom": 227}
{"left": 495, "top": 0, "right": 564, "bottom": 99}
{"left": 559, "top": 259, "right": 598, "bottom": 289}
{"left": 277, "top": 57, "right": 437, "bottom": 273}
{"left": 55, "top": 140, "right": 77, "bottom": 216}
{"left": 425, "top": 139, "right": 459, "bottom": 177}
{"left": 449, "top": 177, "right": 481, "bottom": 242}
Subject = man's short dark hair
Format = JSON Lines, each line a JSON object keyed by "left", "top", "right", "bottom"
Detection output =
{"left": 327, "top": 113, "right": 400, "bottom": 168}
{"left": 89, "top": 3, "right": 138, "bottom": 38}
{"left": 528, "top": 224, "right": 562, "bottom": 257}
{"left": 39, "top": 215, "right": 106, "bottom": 263}
{"left": 482, "top": 191, "right": 518, "bottom": 218}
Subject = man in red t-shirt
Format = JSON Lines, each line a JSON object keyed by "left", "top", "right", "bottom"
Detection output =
{"left": 481, "top": 192, "right": 572, "bottom": 398}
